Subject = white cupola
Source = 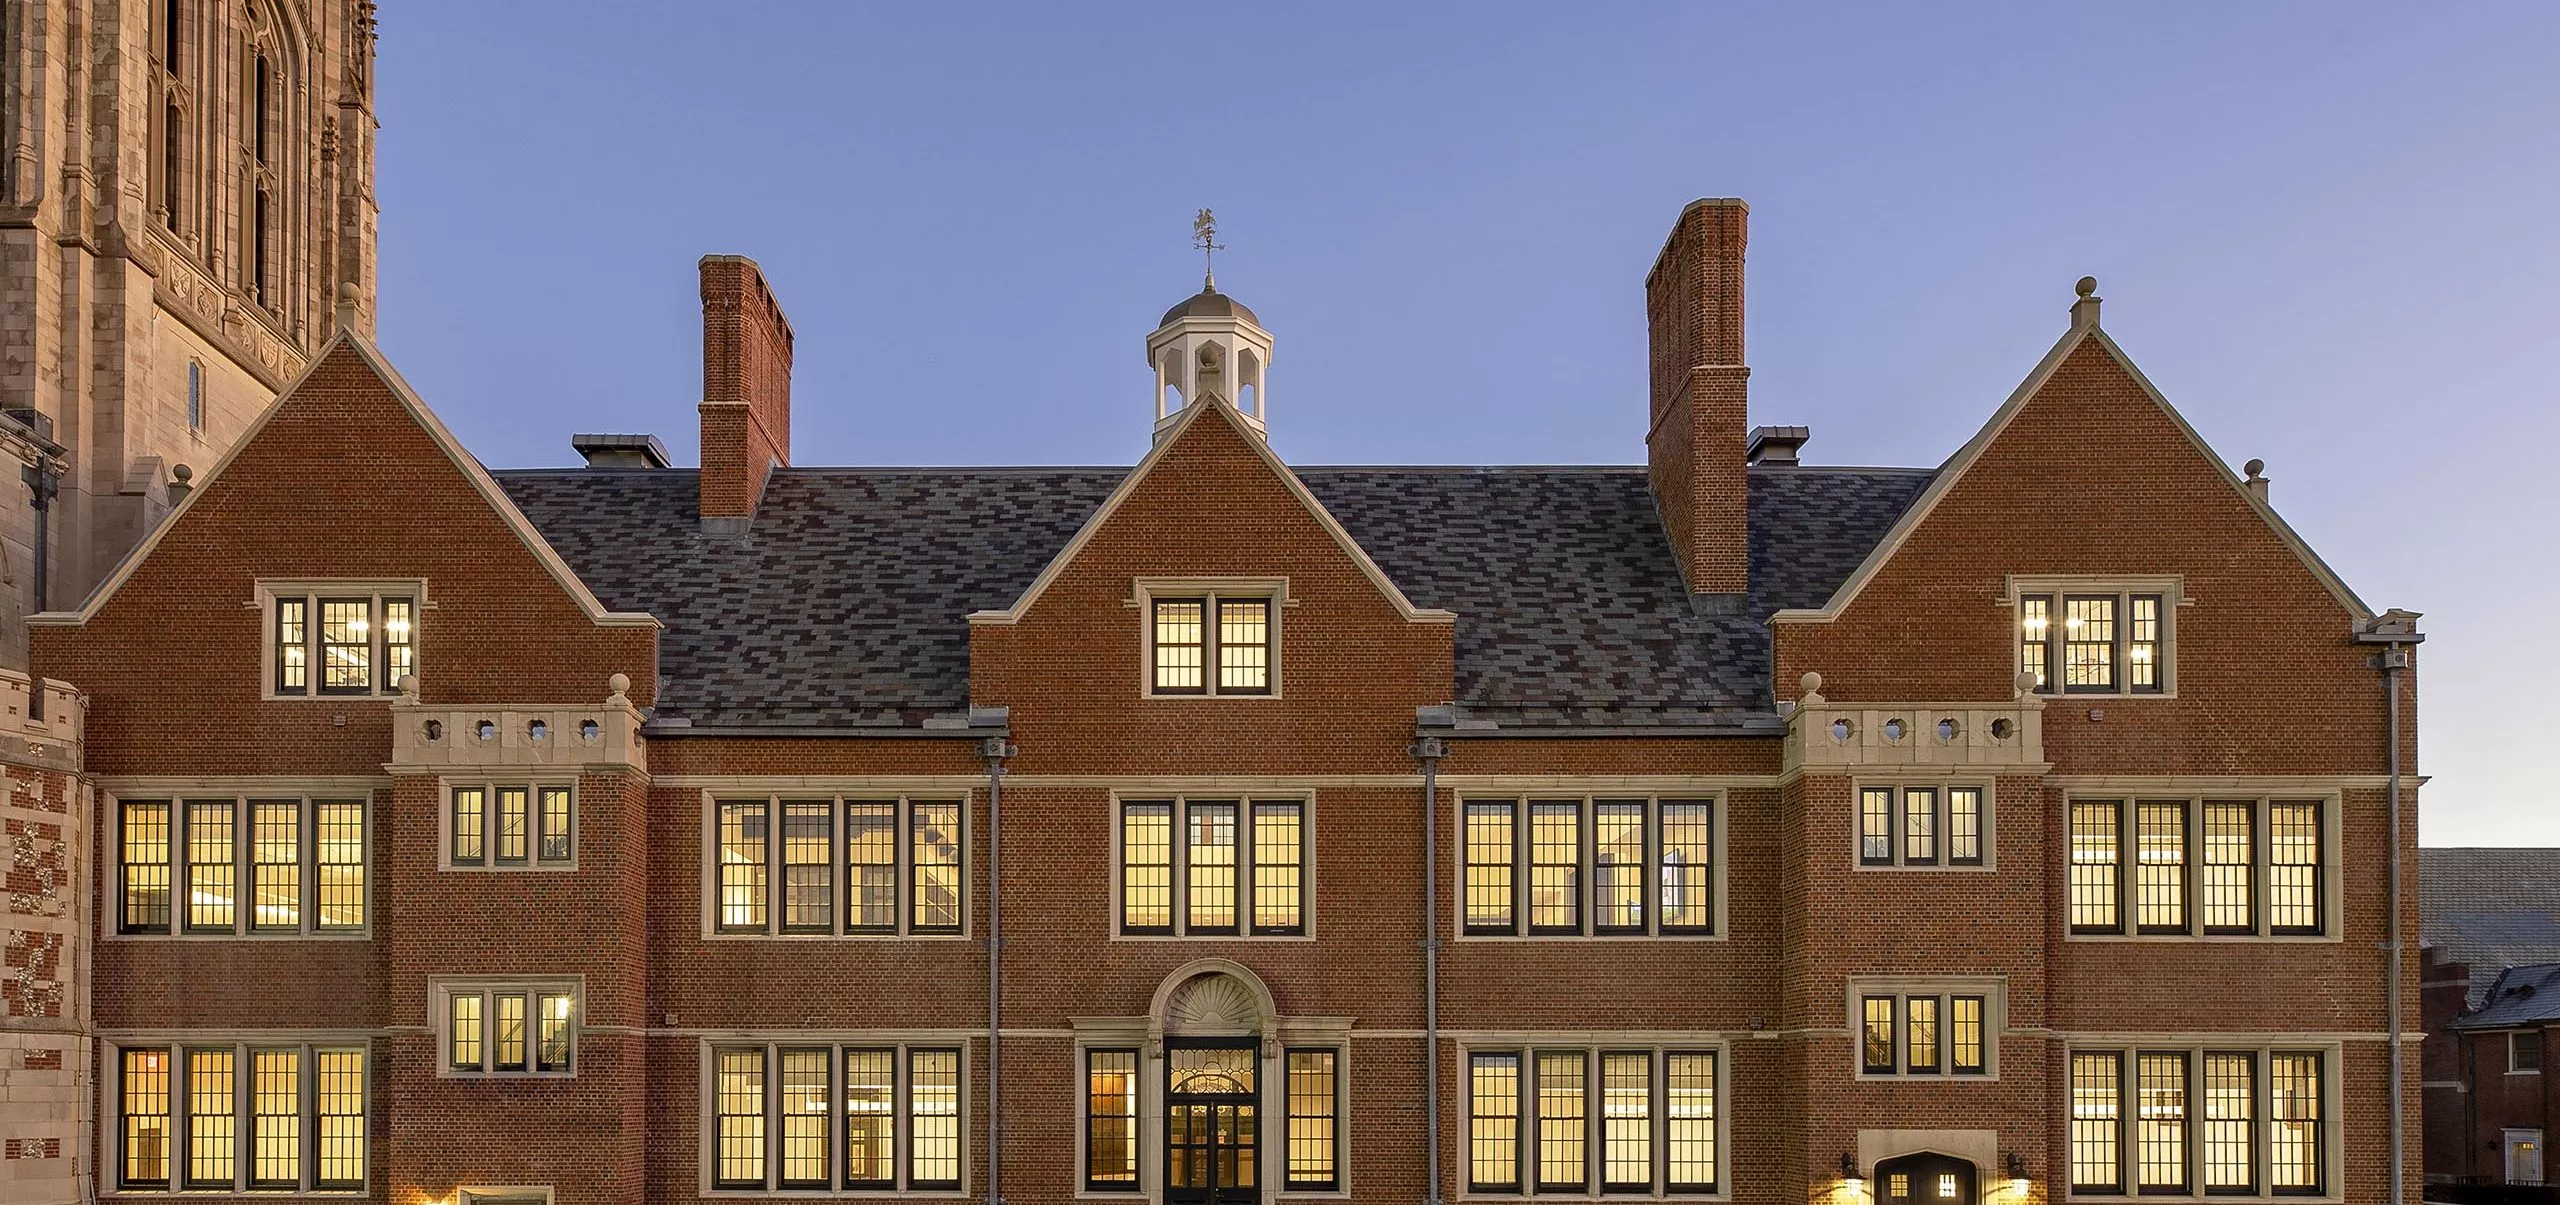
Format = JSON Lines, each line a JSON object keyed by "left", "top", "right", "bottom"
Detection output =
{"left": 1147, "top": 286, "right": 1271, "bottom": 443}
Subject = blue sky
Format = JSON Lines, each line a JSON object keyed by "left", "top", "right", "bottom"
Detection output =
{"left": 376, "top": 3, "right": 2559, "bottom": 845}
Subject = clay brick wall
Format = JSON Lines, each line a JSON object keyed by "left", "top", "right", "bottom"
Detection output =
{"left": 1646, "top": 198, "right": 1750, "bottom": 595}
{"left": 697, "top": 256, "right": 794, "bottom": 520}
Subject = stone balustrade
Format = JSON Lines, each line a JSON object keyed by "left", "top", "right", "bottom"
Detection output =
{"left": 388, "top": 674, "right": 645, "bottom": 773}
{"left": 1782, "top": 671, "right": 2045, "bottom": 775}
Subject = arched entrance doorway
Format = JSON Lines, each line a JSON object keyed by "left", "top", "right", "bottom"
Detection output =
{"left": 1876, "top": 1152, "right": 1978, "bottom": 1205}
{"left": 1157, "top": 967, "right": 1271, "bottom": 1205}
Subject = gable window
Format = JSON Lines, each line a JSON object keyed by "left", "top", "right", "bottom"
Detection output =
{"left": 1858, "top": 785, "right": 1987, "bottom": 868}
{"left": 2069, "top": 798, "right": 2326, "bottom": 938}
{"left": 711, "top": 795, "right": 964, "bottom": 937}
{"left": 1466, "top": 1045, "right": 1719, "bottom": 1195}
{"left": 709, "top": 1043, "right": 962, "bottom": 1193}
{"left": 266, "top": 584, "right": 417, "bottom": 697}
{"left": 2069, "top": 1047, "right": 2327, "bottom": 1198}
{"left": 2016, "top": 581, "right": 2173, "bottom": 695}
{"left": 1851, "top": 982, "right": 1998, "bottom": 1077}
{"left": 1145, "top": 584, "right": 1278, "bottom": 696}
{"left": 1463, "top": 796, "right": 1715, "bottom": 938}
{"left": 117, "top": 795, "right": 365, "bottom": 936}
{"left": 446, "top": 784, "right": 574, "bottom": 869}
{"left": 115, "top": 1042, "right": 365, "bottom": 1192}
{"left": 2515, "top": 1033, "right": 2544, "bottom": 1074}
{"left": 1117, "top": 796, "right": 1305, "bottom": 936}
{"left": 436, "top": 981, "right": 578, "bottom": 1077}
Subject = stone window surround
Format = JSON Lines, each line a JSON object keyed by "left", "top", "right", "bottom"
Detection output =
{"left": 439, "top": 778, "right": 579, "bottom": 872}
{"left": 2009, "top": 574, "right": 2184, "bottom": 699}
{"left": 1851, "top": 778, "right": 1997, "bottom": 872}
{"left": 696, "top": 791, "right": 974, "bottom": 941}
{"left": 1842, "top": 975, "right": 2008, "bottom": 1081}
{"left": 99, "top": 1034, "right": 371, "bottom": 1198}
{"left": 1450, "top": 1032, "right": 1732, "bottom": 1202}
{"left": 1451, "top": 792, "right": 1727, "bottom": 942}
{"left": 1108, "top": 789, "right": 1316, "bottom": 941}
{"left": 101, "top": 785, "right": 374, "bottom": 941}
{"left": 253, "top": 579, "right": 428, "bottom": 701}
{"left": 2059, "top": 1038, "right": 2342, "bottom": 1204}
{"left": 693, "top": 1032, "right": 974, "bottom": 1199}
{"left": 1133, "top": 577, "right": 1289, "bottom": 700}
{"left": 428, "top": 976, "right": 583, "bottom": 1080}
{"left": 2062, "top": 792, "right": 2343, "bottom": 944}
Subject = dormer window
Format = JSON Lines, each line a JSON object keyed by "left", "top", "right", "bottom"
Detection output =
{"left": 2014, "top": 578, "right": 2175, "bottom": 696}
{"left": 1143, "top": 582, "right": 1278, "bottom": 697}
{"left": 265, "top": 582, "right": 419, "bottom": 697}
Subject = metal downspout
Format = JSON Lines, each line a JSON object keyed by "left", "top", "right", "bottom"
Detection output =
{"left": 1414, "top": 735, "right": 1450, "bottom": 1205}
{"left": 2360, "top": 613, "right": 2421, "bottom": 1205}
{"left": 981, "top": 735, "right": 1015, "bottom": 1205}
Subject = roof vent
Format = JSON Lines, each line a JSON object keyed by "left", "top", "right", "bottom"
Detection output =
{"left": 1747, "top": 425, "right": 1810, "bottom": 466}
{"left": 571, "top": 433, "right": 670, "bottom": 469}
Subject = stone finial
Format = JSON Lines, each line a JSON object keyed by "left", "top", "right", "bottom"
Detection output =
{"left": 1799, "top": 671, "right": 1825, "bottom": 704}
{"left": 167, "top": 463, "right": 194, "bottom": 505}
{"left": 2074, "top": 276, "right": 2097, "bottom": 298}
{"left": 2243, "top": 458, "right": 2270, "bottom": 502}
{"left": 2070, "top": 276, "right": 2102, "bottom": 329}
{"left": 607, "top": 673, "right": 632, "bottom": 707}
{"left": 2014, "top": 669, "right": 2039, "bottom": 697}
{"left": 396, "top": 673, "right": 417, "bottom": 699}
{"left": 334, "top": 281, "right": 362, "bottom": 333}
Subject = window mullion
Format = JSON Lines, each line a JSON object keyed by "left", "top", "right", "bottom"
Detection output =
{"left": 299, "top": 1043, "right": 316, "bottom": 1192}
{"left": 1171, "top": 799, "right": 1189, "bottom": 937}
{"left": 833, "top": 797, "right": 849, "bottom": 937}
{"left": 2256, "top": 800, "right": 2272, "bottom": 937}
{"left": 767, "top": 797, "right": 784, "bottom": 937}
{"left": 1239, "top": 800, "right": 1256, "bottom": 937}
{"left": 2119, "top": 801, "right": 2137, "bottom": 935}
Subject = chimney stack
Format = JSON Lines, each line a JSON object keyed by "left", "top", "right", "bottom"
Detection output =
{"left": 1645, "top": 199, "right": 1750, "bottom": 595}
{"left": 698, "top": 255, "right": 795, "bottom": 532}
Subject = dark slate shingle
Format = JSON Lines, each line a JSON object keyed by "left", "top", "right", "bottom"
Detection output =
{"left": 495, "top": 462, "right": 1931, "bottom": 729}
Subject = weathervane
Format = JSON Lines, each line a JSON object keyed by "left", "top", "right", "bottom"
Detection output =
{"left": 1193, "top": 208, "right": 1223, "bottom": 292}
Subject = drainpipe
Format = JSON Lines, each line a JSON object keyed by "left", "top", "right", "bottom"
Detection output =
{"left": 2357, "top": 611, "right": 2423, "bottom": 1204}
{"left": 978, "top": 725, "right": 1016, "bottom": 1205}
{"left": 1413, "top": 723, "right": 1452, "bottom": 1205}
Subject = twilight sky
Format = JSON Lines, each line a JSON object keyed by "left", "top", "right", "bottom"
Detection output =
{"left": 374, "top": 3, "right": 2559, "bottom": 846}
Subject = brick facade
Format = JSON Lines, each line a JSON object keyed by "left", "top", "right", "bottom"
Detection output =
{"left": 18, "top": 201, "right": 2422, "bottom": 1205}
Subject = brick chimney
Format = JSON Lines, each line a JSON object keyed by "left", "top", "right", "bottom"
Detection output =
{"left": 698, "top": 255, "right": 794, "bottom": 531}
{"left": 1645, "top": 199, "right": 1750, "bottom": 596}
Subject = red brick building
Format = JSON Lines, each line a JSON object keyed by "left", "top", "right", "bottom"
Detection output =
{"left": 2419, "top": 848, "right": 2560, "bottom": 1187}
{"left": 13, "top": 200, "right": 2424, "bottom": 1205}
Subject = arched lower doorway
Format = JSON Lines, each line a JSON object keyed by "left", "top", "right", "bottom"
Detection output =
{"left": 1156, "top": 965, "right": 1274, "bottom": 1205}
{"left": 1876, "top": 1152, "right": 1979, "bottom": 1205}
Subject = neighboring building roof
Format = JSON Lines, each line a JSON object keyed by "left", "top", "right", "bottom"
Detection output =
{"left": 496, "top": 462, "right": 1932, "bottom": 730}
{"left": 2420, "top": 847, "right": 2560, "bottom": 1009}
{"left": 2450, "top": 963, "right": 2560, "bottom": 1031}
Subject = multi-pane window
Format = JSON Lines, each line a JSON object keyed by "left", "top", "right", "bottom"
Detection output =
{"left": 2019, "top": 587, "right": 2169, "bottom": 695}
{"left": 116, "top": 1043, "right": 365, "bottom": 1192}
{"left": 2069, "top": 799, "right": 2327, "bottom": 936}
{"left": 1150, "top": 593, "right": 1274, "bottom": 695}
{"left": 710, "top": 1043, "right": 961, "bottom": 1192}
{"left": 1117, "top": 797, "right": 1306, "bottom": 935}
{"left": 1858, "top": 786, "right": 1986, "bottom": 867}
{"left": 713, "top": 796, "right": 964, "bottom": 936}
{"left": 2069, "top": 1047, "right": 2326, "bottom": 1197}
{"left": 2515, "top": 1032, "right": 2545, "bottom": 1074}
{"left": 1085, "top": 1049, "right": 1140, "bottom": 1192}
{"left": 1856, "top": 990, "right": 1991, "bottom": 1077}
{"left": 440, "top": 984, "right": 577, "bottom": 1076}
{"left": 1463, "top": 797, "right": 1714, "bottom": 937}
{"left": 271, "top": 589, "right": 415, "bottom": 696}
{"left": 1286, "top": 1048, "right": 1341, "bottom": 1191}
{"left": 1468, "top": 1047, "right": 1718, "bottom": 1195}
{"left": 118, "top": 797, "right": 365, "bottom": 936}
{"left": 446, "top": 784, "right": 574, "bottom": 868}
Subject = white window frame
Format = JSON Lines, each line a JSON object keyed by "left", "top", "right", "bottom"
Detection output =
{"left": 1453, "top": 1037, "right": 1730, "bottom": 1201}
{"left": 1843, "top": 976, "right": 2007, "bottom": 1080}
{"left": 2009, "top": 575, "right": 2182, "bottom": 699}
{"left": 104, "top": 1037, "right": 371, "bottom": 1196}
{"left": 1107, "top": 790, "right": 1315, "bottom": 939}
{"left": 2063, "top": 794, "right": 2341, "bottom": 942}
{"left": 2512, "top": 1031, "right": 2544, "bottom": 1075}
{"left": 107, "top": 790, "right": 372, "bottom": 940}
{"left": 1454, "top": 794, "right": 1725, "bottom": 941}
{"left": 696, "top": 1037, "right": 971, "bottom": 1197}
{"left": 440, "top": 780, "right": 579, "bottom": 871}
{"left": 1134, "top": 577, "right": 1287, "bottom": 699}
{"left": 699, "top": 793, "right": 971, "bottom": 939}
{"left": 1851, "top": 780, "right": 1995, "bottom": 871}
{"left": 2061, "top": 1041, "right": 2340, "bottom": 1202}
{"left": 254, "top": 580, "right": 425, "bottom": 700}
{"left": 430, "top": 977, "right": 583, "bottom": 1079}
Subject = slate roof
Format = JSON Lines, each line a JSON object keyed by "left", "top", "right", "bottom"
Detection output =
{"left": 495, "top": 463, "right": 1932, "bottom": 730}
{"left": 2421, "top": 848, "right": 2560, "bottom": 1008}
{"left": 2451, "top": 963, "right": 2560, "bottom": 1031}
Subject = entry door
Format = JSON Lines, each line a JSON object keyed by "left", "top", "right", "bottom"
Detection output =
{"left": 2509, "top": 1129, "right": 2546, "bottom": 1185}
{"left": 1166, "top": 1042, "right": 1259, "bottom": 1205}
{"left": 1876, "top": 1153, "right": 1979, "bottom": 1205}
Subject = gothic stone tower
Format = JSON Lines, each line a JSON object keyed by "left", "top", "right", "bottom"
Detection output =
{"left": 0, "top": 0, "right": 381, "bottom": 666}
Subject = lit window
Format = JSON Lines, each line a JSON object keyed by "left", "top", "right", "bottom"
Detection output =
{"left": 1951, "top": 996, "right": 1988, "bottom": 1075}
{"left": 1907, "top": 997, "right": 1942, "bottom": 1074}
{"left": 712, "top": 796, "right": 965, "bottom": 936}
{"left": 1463, "top": 797, "right": 1715, "bottom": 937}
{"left": 1117, "top": 797, "right": 1305, "bottom": 936}
{"left": 1470, "top": 1047, "right": 1718, "bottom": 1194}
{"left": 2019, "top": 587, "right": 2170, "bottom": 696}
{"left": 2071, "top": 799, "right": 2326, "bottom": 937}
{"left": 118, "top": 796, "right": 365, "bottom": 936}
{"left": 1855, "top": 987, "right": 2000, "bottom": 1077}
{"left": 117, "top": 1043, "right": 364, "bottom": 1192}
{"left": 1150, "top": 592, "right": 1275, "bottom": 695}
{"left": 1085, "top": 1049, "right": 1139, "bottom": 1191}
{"left": 438, "top": 983, "right": 577, "bottom": 1076}
{"left": 447, "top": 783, "right": 573, "bottom": 869}
{"left": 2071, "top": 1047, "right": 2326, "bottom": 1198}
{"left": 712, "top": 1043, "right": 961, "bottom": 1193}
{"left": 269, "top": 587, "right": 416, "bottom": 697}
{"left": 1862, "top": 997, "right": 1897, "bottom": 1073}
{"left": 1286, "top": 1049, "right": 1340, "bottom": 1191}
{"left": 1861, "top": 786, "right": 1988, "bottom": 868}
